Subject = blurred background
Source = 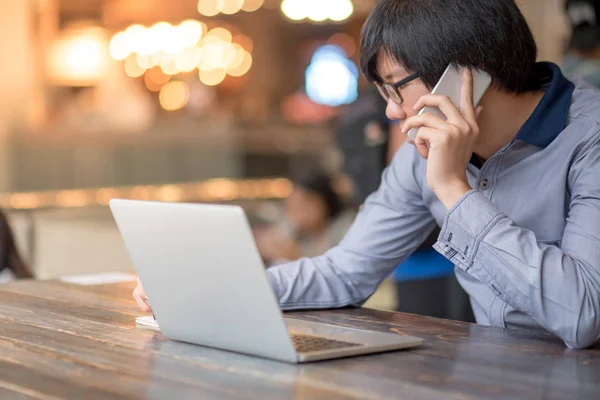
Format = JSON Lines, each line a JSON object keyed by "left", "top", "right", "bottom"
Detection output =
{"left": 0, "top": 0, "right": 576, "bottom": 309}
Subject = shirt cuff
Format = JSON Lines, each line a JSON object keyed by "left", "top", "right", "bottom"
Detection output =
{"left": 433, "top": 190, "right": 504, "bottom": 270}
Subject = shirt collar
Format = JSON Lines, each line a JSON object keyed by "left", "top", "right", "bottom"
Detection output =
{"left": 515, "top": 62, "right": 575, "bottom": 148}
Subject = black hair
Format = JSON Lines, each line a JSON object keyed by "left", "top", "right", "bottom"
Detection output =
{"left": 360, "top": 0, "right": 538, "bottom": 93}
{"left": 291, "top": 169, "right": 344, "bottom": 220}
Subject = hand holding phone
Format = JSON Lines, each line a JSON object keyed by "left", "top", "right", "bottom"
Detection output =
{"left": 407, "top": 64, "right": 491, "bottom": 141}
{"left": 402, "top": 66, "right": 491, "bottom": 209}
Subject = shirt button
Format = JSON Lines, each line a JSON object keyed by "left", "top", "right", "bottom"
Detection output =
{"left": 479, "top": 179, "right": 489, "bottom": 190}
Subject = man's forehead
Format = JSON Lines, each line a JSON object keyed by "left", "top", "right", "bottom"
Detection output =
{"left": 375, "top": 53, "right": 408, "bottom": 81}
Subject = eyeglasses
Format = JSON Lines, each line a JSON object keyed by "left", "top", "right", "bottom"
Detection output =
{"left": 374, "top": 73, "right": 420, "bottom": 104}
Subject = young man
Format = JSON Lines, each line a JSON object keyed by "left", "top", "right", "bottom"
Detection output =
{"left": 135, "top": 0, "right": 600, "bottom": 349}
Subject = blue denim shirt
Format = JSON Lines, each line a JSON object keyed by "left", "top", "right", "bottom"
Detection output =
{"left": 267, "top": 63, "right": 600, "bottom": 349}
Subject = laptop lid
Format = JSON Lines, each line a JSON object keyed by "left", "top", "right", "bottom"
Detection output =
{"left": 110, "top": 199, "right": 298, "bottom": 363}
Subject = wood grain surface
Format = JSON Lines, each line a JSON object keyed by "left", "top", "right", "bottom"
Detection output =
{"left": 1, "top": 280, "right": 599, "bottom": 399}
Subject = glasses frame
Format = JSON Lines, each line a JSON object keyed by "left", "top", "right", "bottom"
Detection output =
{"left": 375, "top": 72, "right": 420, "bottom": 104}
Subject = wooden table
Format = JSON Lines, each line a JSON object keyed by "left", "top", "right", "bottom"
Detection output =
{"left": 1, "top": 280, "right": 599, "bottom": 400}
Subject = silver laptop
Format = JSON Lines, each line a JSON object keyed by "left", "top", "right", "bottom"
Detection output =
{"left": 110, "top": 199, "right": 423, "bottom": 363}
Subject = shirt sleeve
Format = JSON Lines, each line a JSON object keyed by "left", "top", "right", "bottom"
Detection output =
{"left": 433, "top": 136, "right": 600, "bottom": 349}
{"left": 267, "top": 144, "right": 437, "bottom": 310}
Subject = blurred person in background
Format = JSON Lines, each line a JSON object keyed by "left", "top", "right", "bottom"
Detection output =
{"left": 0, "top": 211, "right": 33, "bottom": 283}
{"left": 562, "top": 0, "right": 600, "bottom": 87}
{"left": 254, "top": 169, "right": 355, "bottom": 266}
{"left": 336, "top": 87, "right": 474, "bottom": 321}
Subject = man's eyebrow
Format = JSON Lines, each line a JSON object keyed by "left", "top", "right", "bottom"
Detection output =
{"left": 382, "top": 69, "right": 404, "bottom": 82}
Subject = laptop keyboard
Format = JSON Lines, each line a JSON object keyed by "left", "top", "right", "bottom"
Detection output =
{"left": 290, "top": 333, "right": 362, "bottom": 353}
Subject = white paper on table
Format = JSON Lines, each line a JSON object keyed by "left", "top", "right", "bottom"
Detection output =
{"left": 60, "top": 272, "right": 136, "bottom": 286}
{"left": 136, "top": 315, "right": 160, "bottom": 330}
{"left": 0, "top": 269, "right": 14, "bottom": 284}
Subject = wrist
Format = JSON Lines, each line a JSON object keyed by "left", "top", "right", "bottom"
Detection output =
{"left": 434, "top": 180, "right": 472, "bottom": 209}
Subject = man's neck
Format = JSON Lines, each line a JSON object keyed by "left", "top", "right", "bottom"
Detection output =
{"left": 474, "top": 88, "right": 545, "bottom": 161}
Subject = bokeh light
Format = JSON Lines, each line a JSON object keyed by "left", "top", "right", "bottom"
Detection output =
{"left": 207, "top": 27, "right": 233, "bottom": 43}
{"left": 228, "top": 44, "right": 246, "bottom": 70}
{"left": 198, "top": 0, "right": 263, "bottom": 16}
{"left": 147, "top": 22, "right": 172, "bottom": 55}
{"left": 124, "top": 54, "right": 145, "bottom": 78}
{"left": 48, "top": 26, "right": 109, "bottom": 86}
{"left": 111, "top": 21, "right": 253, "bottom": 89}
{"left": 144, "top": 67, "right": 170, "bottom": 91}
{"left": 329, "top": 0, "right": 354, "bottom": 21}
{"left": 281, "top": 0, "right": 304, "bottom": 21}
{"left": 197, "top": 0, "right": 220, "bottom": 17}
{"left": 136, "top": 54, "right": 154, "bottom": 69}
{"left": 159, "top": 81, "right": 190, "bottom": 111}
{"left": 242, "top": 0, "right": 264, "bottom": 12}
{"left": 109, "top": 32, "right": 129, "bottom": 60}
{"left": 175, "top": 47, "right": 201, "bottom": 73}
{"left": 327, "top": 33, "right": 357, "bottom": 57}
{"left": 281, "top": 0, "right": 354, "bottom": 22}
{"left": 219, "top": 0, "right": 244, "bottom": 15}
{"left": 307, "top": 5, "right": 329, "bottom": 22}
{"left": 227, "top": 51, "right": 252, "bottom": 77}
{"left": 178, "top": 20, "right": 205, "bottom": 47}
{"left": 233, "top": 34, "right": 254, "bottom": 52}
{"left": 199, "top": 68, "right": 227, "bottom": 86}
{"left": 305, "top": 45, "right": 358, "bottom": 106}
{"left": 161, "top": 59, "right": 180, "bottom": 76}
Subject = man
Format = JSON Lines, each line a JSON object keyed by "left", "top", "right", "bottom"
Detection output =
{"left": 135, "top": 0, "right": 600, "bottom": 349}
{"left": 562, "top": 0, "right": 600, "bottom": 88}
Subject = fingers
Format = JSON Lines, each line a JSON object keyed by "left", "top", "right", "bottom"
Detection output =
{"left": 460, "top": 68, "right": 475, "bottom": 115}
{"left": 413, "top": 68, "right": 479, "bottom": 128}
{"left": 133, "top": 291, "right": 152, "bottom": 313}
{"left": 413, "top": 127, "right": 440, "bottom": 159}
{"left": 413, "top": 94, "right": 463, "bottom": 125}
{"left": 409, "top": 68, "right": 481, "bottom": 143}
{"left": 133, "top": 278, "right": 152, "bottom": 313}
{"left": 402, "top": 112, "right": 451, "bottom": 136}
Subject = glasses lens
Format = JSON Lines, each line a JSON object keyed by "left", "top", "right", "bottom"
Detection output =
{"left": 384, "top": 84, "right": 403, "bottom": 104}
{"left": 375, "top": 84, "right": 389, "bottom": 102}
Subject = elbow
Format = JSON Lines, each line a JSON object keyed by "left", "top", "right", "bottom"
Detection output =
{"left": 564, "top": 337, "right": 597, "bottom": 350}
{"left": 563, "top": 327, "right": 599, "bottom": 350}
{"left": 560, "top": 308, "right": 600, "bottom": 349}
{"left": 557, "top": 282, "right": 600, "bottom": 349}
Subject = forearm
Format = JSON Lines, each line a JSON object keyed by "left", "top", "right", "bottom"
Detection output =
{"left": 434, "top": 191, "right": 600, "bottom": 349}
{"left": 267, "top": 249, "right": 380, "bottom": 310}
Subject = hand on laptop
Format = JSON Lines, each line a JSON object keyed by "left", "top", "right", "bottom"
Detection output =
{"left": 133, "top": 277, "right": 152, "bottom": 313}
